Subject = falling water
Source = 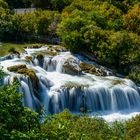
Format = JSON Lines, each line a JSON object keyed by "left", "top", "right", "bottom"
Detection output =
{"left": 0, "top": 46, "right": 140, "bottom": 122}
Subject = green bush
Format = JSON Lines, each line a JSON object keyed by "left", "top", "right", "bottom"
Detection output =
{"left": 126, "top": 115, "right": 140, "bottom": 140}
{"left": 128, "top": 71, "right": 140, "bottom": 84}
{"left": 40, "top": 110, "right": 112, "bottom": 140}
{"left": 123, "top": 3, "right": 140, "bottom": 35}
{"left": 0, "top": 0, "right": 8, "bottom": 9}
{"left": 0, "top": 82, "right": 40, "bottom": 139}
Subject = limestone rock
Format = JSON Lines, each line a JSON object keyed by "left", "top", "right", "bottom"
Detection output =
{"left": 7, "top": 65, "right": 27, "bottom": 72}
{"left": 80, "top": 62, "right": 107, "bottom": 76}
{"left": 62, "top": 57, "right": 81, "bottom": 75}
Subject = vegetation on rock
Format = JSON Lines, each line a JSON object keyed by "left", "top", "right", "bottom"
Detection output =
{"left": 17, "top": 68, "right": 39, "bottom": 90}
{"left": 112, "top": 79, "right": 125, "bottom": 85}
{"left": 80, "top": 62, "right": 106, "bottom": 76}
{"left": 25, "top": 56, "right": 32, "bottom": 62}
{"left": 62, "top": 81, "right": 89, "bottom": 89}
{"left": 7, "top": 65, "right": 27, "bottom": 72}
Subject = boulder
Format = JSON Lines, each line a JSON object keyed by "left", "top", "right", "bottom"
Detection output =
{"left": 36, "top": 54, "right": 44, "bottom": 67}
{"left": 62, "top": 57, "right": 81, "bottom": 75}
{"left": 25, "top": 56, "right": 32, "bottom": 62}
{"left": 7, "top": 65, "right": 27, "bottom": 72}
{"left": 80, "top": 62, "right": 107, "bottom": 76}
{"left": 17, "top": 68, "right": 39, "bottom": 89}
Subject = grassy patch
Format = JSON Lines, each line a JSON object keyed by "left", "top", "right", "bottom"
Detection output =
{"left": 0, "top": 43, "right": 66, "bottom": 57}
{"left": 0, "top": 43, "right": 45, "bottom": 56}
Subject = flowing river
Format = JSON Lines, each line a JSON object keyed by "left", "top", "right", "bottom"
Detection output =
{"left": 0, "top": 45, "right": 140, "bottom": 122}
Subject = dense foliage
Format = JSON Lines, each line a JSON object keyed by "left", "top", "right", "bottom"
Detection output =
{"left": 0, "top": 0, "right": 140, "bottom": 81}
{"left": 0, "top": 71, "right": 40, "bottom": 139}
{"left": 57, "top": 0, "right": 140, "bottom": 78}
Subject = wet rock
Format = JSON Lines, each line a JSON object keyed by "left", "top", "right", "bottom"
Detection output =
{"left": 62, "top": 57, "right": 81, "bottom": 75}
{"left": 17, "top": 68, "right": 39, "bottom": 89}
{"left": 80, "top": 62, "right": 107, "bottom": 76}
{"left": 7, "top": 65, "right": 27, "bottom": 72}
{"left": 7, "top": 64, "right": 39, "bottom": 99}
{"left": 17, "top": 68, "right": 39, "bottom": 98}
{"left": 0, "top": 54, "right": 13, "bottom": 61}
{"left": 36, "top": 54, "right": 44, "bottom": 67}
{"left": 25, "top": 56, "right": 32, "bottom": 62}
{"left": 31, "top": 44, "right": 42, "bottom": 49}
{"left": 36, "top": 54, "right": 44, "bottom": 59}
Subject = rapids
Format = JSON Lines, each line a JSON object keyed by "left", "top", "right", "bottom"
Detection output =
{"left": 0, "top": 46, "right": 140, "bottom": 122}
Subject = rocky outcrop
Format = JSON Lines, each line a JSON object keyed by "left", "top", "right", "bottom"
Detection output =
{"left": 62, "top": 57, "right": 81, "bottom": 75}
{"left": 80, "top": 62, "right": 107, "bottom": 76}
{"left": 17, "top": 68, "right": 39, "bottom": 92}
{"left": 7, "top": 65, "right": 39, "bottom": 98}
{"left": 25, "top": 56, "right": 32, "bottom": 62}
{"left": 7, "top": 65, "right": 27, "bottom": 72}
{"left": 36, "top": 54, "right": 44, "bottom": 67}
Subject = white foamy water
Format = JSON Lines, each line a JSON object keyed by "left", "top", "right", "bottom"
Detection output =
{"left": 1, "top": 46, "right": 140, "bottom": 122}
{"left": 97, "top": 110, "right": 140, "bottom": 122}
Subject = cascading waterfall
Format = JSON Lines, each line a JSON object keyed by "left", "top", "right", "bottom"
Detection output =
{"left": 0, "top": 46, "right": 140, "bottom": 122}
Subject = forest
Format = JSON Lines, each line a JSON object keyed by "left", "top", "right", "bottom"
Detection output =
{"left": 0, "top": 0, "right": 140, "bottom": 139}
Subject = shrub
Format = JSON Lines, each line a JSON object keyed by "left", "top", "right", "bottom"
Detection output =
{"left": 128, "top": 71, "right": 140, "bottom": 84}
{"left": 123, "top": 3, "right": 140, "bottom": 35}
{"left": 126, "top": 115, "right": 140, "bottom": 140}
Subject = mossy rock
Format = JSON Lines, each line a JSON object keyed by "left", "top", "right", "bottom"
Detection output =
{"left": 17, "top": 68, "right": 38, "bottom": 82}
{"left": 36, "top": 54, "right": 44, "bottom": 59}
{"left": 25, "top": 56, "right": 32, "bottom": 62}
{"left": 33, "top": 51, "right": 57, "bottom": 57}
{"left": 80, "top": 62, "right": 93, "bottom": 73}
{"left": 62, "top": 81, "right": 89, "bottom": 89}
{"left": 48, "top": 45, "right": 67, "bottom": 52}
{"left": 48, "top": 45, "right": 53, "bottom": 48}
{"left": 46, "top": 51, "right": 57, "bottom": 56}
{"left": 80, "top": 62, "right": 106, "bottom": 76}
{"left": 112, "top": 79, "right": 125, "bottom": 85}
{"left": 7, "top": 65, "right": 39, "bottom": 99}
{"left": 8, "top": 47, "right": 20, "bottom": 55}
{"left": 31, "top": 44, "right": 42, "bottom": 49}
{"left": 7, "top": 65, "right": 27, "bottom": 72}
{"left": 17, "top": 68, "right": 39, "bottom": 91}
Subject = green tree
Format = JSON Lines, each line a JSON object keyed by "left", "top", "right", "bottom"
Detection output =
{"left": 126, "top": 115, "right": 140, "bottom": 140}
{"left": 0, "top": 73, "right": 40, "bottom": 139}
{"left": 40, "top": 110, "right": 113, "bottom": 140}
{"left": 123, "top": 3, "right": 140, "bottom": 35}
{"left": 0, "top": 0, "right": 8, "bottom": 9}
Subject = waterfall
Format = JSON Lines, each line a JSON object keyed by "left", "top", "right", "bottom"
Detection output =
{"left": 21, "top": 80, "right": 33, "bottom": 109}
{"left": 1, "top": 46, "right": 140, "bottom": 122}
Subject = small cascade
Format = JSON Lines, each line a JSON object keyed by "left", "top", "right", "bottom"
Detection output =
{"left": 3, "top": 75, "right": 42, "bottom": 111}
{"left": 20, "top": 80, "right": 34, "bottom": 108}
{"left": 1, "top": 46, "right": 140, "bottom": 122}
{"left": 31, "top": 52, "right": 81, "bottom": 74}
{"left": 35, "top": 84, "right": 140, "bottom": 114}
